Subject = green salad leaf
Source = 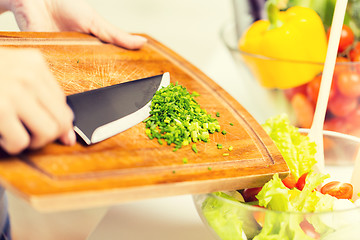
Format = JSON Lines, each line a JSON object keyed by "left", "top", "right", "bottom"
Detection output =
{"left": 256, "top": 172, "right": 329, "bottom": 212}
{"left": 202, "top": 192, "right": 261, "bottom": 240}
{"left": 262, "top": 114, "right": 317, "bottom": 179}
{"left": 202, "top": 114, "right": 337, "bottom": 240}
{"left": 256, "top": 174, "right": 291, "bottom": 212}
{"left": 253, "top": 172, "right": 331, "bottom": 240}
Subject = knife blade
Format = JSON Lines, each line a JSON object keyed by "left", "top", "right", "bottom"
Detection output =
{"left": 66, "top": 72, "right": 170, "bottom": 145}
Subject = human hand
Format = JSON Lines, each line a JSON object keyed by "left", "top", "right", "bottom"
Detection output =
{"left": 8, "top": 0, "right": 147, "bottom": 50}
{"left": 0, "top": 48, "right": 75, "bottom": 155}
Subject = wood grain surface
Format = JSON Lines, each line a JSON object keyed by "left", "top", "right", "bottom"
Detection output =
{"left": 0, "top": 32, "right": 289, "bottom": 212}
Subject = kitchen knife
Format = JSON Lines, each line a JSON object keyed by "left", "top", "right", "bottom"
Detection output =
{"left": 66, "top": 72, "right": 170, "bottom": 145}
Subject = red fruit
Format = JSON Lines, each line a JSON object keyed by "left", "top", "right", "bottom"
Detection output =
{"left": 350, "top": 42, "right": 360, "bottom": 62}
{"left": 321, "top": 181, "right": 353, "bottom": 200}
{"left": 327, "top": 93, "right": 358, "bottom": 117}
{"left": 336, "top": 70, "right": 360, "bottom": 97}
{"left": 306, "top": 74, "right": 337, "bottom": 106}
{"left": 347, "top": 106, "right": 360, "bottom": 126}
{"left": 327, "top": 25, "right": 354, "bottom": 53}
{"left": 242, "top": 187, "right": 262, "bottom": 202}
{"left": 300, "top": 220, "right": 321, "bottom": 239}
{"left": 296, "top": 172, "right": 309, "bottom": 191}
{"left": 291, "top": 93, "right": 314, "bottom": 128}
{"left": 324, "top": 117, "right": 352, "bottom": 135}
{"left": 283, "top": 84, "right": 307, "bottom": 101}
{"left": 282, "top": 174, "right": 297, "bottom": 189}
{"left": 334, "top": 57, "right": 350, "bottom": 76}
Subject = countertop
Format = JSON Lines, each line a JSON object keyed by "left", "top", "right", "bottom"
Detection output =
{"left": 0, "top": 0, "right": 294, "bottom": 239}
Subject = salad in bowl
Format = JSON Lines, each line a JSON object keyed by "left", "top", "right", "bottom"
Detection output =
{"left": 193, "top": 114, "right": 360, "bottom": 240}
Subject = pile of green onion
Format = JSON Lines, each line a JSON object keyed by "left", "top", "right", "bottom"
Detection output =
{"left": 144, "top": 83, "right": 221, "bottom": 151}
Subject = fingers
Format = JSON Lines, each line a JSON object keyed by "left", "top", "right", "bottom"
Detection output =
{"left": 15, "top": 89, "right": 71, "bottom": 150}
{"left": 58, "top": 129, "right": 77, "bottom": 146}
{"left": 0, "top": 48, "right": 76, "bottom": 155}
{"left": 0, "top": 100, "right": 30, "bottom": 155}
{"left": 89, "top": 14, "right": 147, "bottom": 50}
{"left": 28, "top": 56, "right": 75, "bottom": 138}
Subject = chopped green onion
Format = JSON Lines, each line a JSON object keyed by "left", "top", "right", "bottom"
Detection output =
{"left": 217, "top": 143, "right": 223, "bottom": 149}
{"left": 208, "top": 167, "right": 212, "bottom": 171}
{"left": 223, "top": 153, "right": 229, "bottom": 156}
{"left": 216, "top": 112, "right": 220, "bottom": 117}
{"left": 228, "top": 146, "right": 233, "bottom": 151}
{"left": 230, "top": 122, "right": 234, "bottom": 126}
{"left": 192, "top": 144, "right": 198, "bottom": 153}
{"left": 144, "top": 82, "right": 221, "bottom": 151}
{"left": 183, "top": 158, "right": 188, "bottom": 164}
{"left": 221, "top": 130, "right": 227, "bottom": 135}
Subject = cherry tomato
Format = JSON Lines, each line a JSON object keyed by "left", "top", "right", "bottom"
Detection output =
{"left": 334, "top": 57, "right": 350, "bottom": 76}
{"left": 306, "top": 75, "right": 322, "bottom": 105}
{"left": 282, "top": 173, "right": 297, "bottom": 189}
{"left": 283, "top": 84, "right": 307, "bottom": 101}
{"left": 291, "top": 93, "right": 314, "bottom": 128}
{"left": 327, "top": 92, "right": 358, "bottom": 117}
{"left": 324, "top": 117, "right": 354, "bottom": 136}
{"left": 296, "top": 172, "right": 309, "bottom": 191}
{"left": 336, "top": 70, "right": 360, "bottom": 97}
{"left": 306, "top": 74, "right": 337, "bottom": 106}
{"left": 349, "top": 127, "right": 360, "bottom": 138}
{"left": 327, "top": 25, "right": 355, "bottom": 53}
{"left": 350, "top": 42, "right": 360, "bottom": 62}
{"left": 336, "top": 56, "right": 350, "bottom": 63}
{"left": 242, "top": 187, "right": 262, "bottom": 202}
{"left": 320, "top": 181, "right": 353, "bottom": 199}
{"left": 347, "top": 106, "right": 360, "bottom": 126}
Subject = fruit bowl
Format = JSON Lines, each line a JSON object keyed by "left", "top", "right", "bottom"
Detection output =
{"left": 221, "top": 22, "right": 360, "bottom": 138}
{"left": 193, "top": 129, "right": 360, "bottom": 240}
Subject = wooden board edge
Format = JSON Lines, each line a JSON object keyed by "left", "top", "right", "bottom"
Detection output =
{"left": 27, "top": 170, "right": 289, "bottom": 212}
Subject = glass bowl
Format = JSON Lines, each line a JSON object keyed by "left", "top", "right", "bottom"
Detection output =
{"left": 221, "top": 22, "right": 360, "bottom": 138}
{"left": 193, "top": 129, "right": 360, "bottom": 240}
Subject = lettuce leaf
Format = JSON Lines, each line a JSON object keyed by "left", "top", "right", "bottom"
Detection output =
{"left": 262, "top": 114, "right": 317, "bottom": 180}
{"left": 292, "top": 172, "right": 330, "bottom": 212}
{"left": 203, "top": 114, "right": 334, "bottom": 240}
{"left": 202, "top": 192, "right": 261, "bottom": 240}
{"left": 256, "top": 172, "right": 329, "bottom": 212}
{"left": 256, "top": 174, "right": 291, "bottom": 211}
{"left": 254, "top": 172, "right": 331, "bottom": 240}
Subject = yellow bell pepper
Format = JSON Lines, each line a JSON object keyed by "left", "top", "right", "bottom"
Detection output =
{"left": 238, "top": 2, "right": 328, "bottom": 89}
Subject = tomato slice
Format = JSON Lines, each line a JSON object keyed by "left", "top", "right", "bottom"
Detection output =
{"left": 296, "top": 172, "right": 309, "bottom": 191}
{"left": 242, "top": 187, "right": 262, "bottom": 202}
{"left": 282, "top": 173, "right": 297, "bottom": 189}
{"left": 320, "top": 181, "right": 353, "bottom": 199}
{"left": 300, "top": 220, "right": 321, "bottom": 239}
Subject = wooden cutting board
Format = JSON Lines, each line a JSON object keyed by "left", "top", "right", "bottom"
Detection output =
{"left": 0, "top": 32, "right": 289, "bottom": 212}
